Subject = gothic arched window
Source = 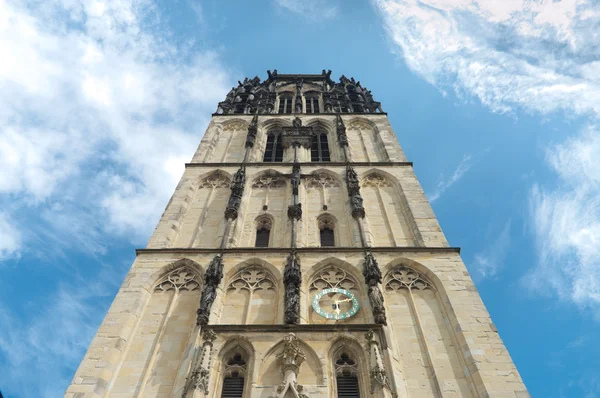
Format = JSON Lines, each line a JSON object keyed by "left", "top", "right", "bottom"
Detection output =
{"left": 263, "top": 132, "right": 284, "bottom": 162}
{"left": 223, "top": 265, "right": 278, "bottom": 324}
{"left": 278, "top": 94, "right": 293, "bottom": 114}
{"left": 334, "top": 351, "right": 360, "bottom": 398}
{"left": 311, "top": 132, "right": 331, "bottom": 162}
{"left": 221, "top": 351, "right": 248, "bottom": 398}
{"left": 255, "top": 216, "right": 272, "bottom": 247}
{"left": 305, "top": 95, "right": 320, "bottom": 114}
{"left": 318, "top": 216, "right": 336, "bottom": 247}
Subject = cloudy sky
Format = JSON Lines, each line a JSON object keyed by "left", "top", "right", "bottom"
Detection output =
{"left": 1, "top": 0, "right": 599, "bottom": 396}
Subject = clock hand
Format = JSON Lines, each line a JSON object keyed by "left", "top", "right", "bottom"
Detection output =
{"left": 338, "top": 298, "right": 353, "bottom": 303}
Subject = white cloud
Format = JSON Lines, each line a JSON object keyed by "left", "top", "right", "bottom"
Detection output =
{"left": 374, "top": 0, "right": 600, "bottom": 309}
{"left": 529, "top": 128, "right": 600, "bottom": 307}
{"left": 472, "top": 220, "right": 512, "bottom": 280}
{"left": 274, "top": 0, "right": 339, "bottom": 20}
{"left": 428, "top": 154, "right": 473, "bottom": 202}
{"left": 0, "top": 212, "right": 21, "bottom": 260}
{"left": 373, "top": 0, "right": 600, "bottom": 117}
{"left": 0, "top": 0, "right": 233, "bottom": 247}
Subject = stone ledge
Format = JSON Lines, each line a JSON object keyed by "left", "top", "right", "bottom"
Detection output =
{"left": 136, "top": 246, "right": 461, "bottom": 255}
{"left": 211, "top": 112, "right": 389, "bottom": 117}
{"left": 185, "top": 161, "right": 414, "bottom": 168}
{"left": 205, "top": 324, "right": 388, "bottom": 348}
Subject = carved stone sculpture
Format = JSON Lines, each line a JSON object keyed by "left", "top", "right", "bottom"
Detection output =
{"left": 363, "top": 252, "right": 387, "bottom": 325}
{"left": 284, "top": 251, "right": 301, "bottom": 324}
{"left": 291, "top": 163, "right": 301, "bottom": 196}
{"left": 346, "top": 166, "right": 360, "bottom": 196}
{"left": 336, "top": 114, "right": 348, "bottom": 147}
{"left": 225, "top": 166, "right": 245, "bottom": 220}
{"left": 365, "top": 330, "right": 392, "bottom": 395}
{"left": 197, "top": 255, "right": 224, "bottom": 325}
{"left": 182, "top": 329, "right": 217, "bottom": 397}
{"left": 350, "top": 194, "right": 365, "bottom": 219}
{"left": 363, "top": 251, "right": 382, "bottom": 284}
{"left": 287, "top": 203, "right": 302, "bottom": 221}
{"left": 368, "top": 282, "right": 387, "bottom": 325}
{"left": 245, "top": 114, "right": 258, "bottom": 148}
{"left": 268, "top": 334, "right": 308, "bottom": 398}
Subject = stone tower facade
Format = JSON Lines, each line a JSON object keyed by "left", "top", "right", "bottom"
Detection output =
{"left": 66, "top": 71, "right": 529, "bottom": 398}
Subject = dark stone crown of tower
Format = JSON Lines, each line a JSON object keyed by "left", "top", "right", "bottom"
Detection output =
{"left": 216, "top": 70, "right": 383, "bottom": 115}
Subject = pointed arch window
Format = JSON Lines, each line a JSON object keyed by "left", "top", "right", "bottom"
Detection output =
{"left": 311, "top": 132, "right": 330, "bottom": 162}
{"left": 278, "top": 94, "right": 293, "bottom": 114}
{"left": 255, "top": 216, "right": 272, "bottom": 247}
{"left": 221, "top": 352, "right": 247, "bottom": 398}
{"left": 318, "top": 215, "right": 336, "bottom": 247}
{"left": 335, "top": 352, "right": 360, "bottom": 398}
{"left": 263, "top": 132, "right": 284, "bottom": 162}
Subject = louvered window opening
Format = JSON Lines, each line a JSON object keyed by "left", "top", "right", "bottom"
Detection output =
{"left": 279, "top": 96, "right": 293, "bottom": 114}
{"left": 311, "top": 133, "right": 330, "bottom": 162}
{"left": 320, "top": 228, "right": 335, "bottom": 247}
{"left": 306, "top": 97, "right": 320, "bottom": 114}
{"left": 263, "top": 133, "right": 284, "bottom": 162}
{"left": 336, "top": 375, "right": 360, "bottom": 398}
{"left": 221, "top": 377, "right": 244, "bottom": 398}
{"left": 255, "top": 228, "right": 270, "bottom": 247}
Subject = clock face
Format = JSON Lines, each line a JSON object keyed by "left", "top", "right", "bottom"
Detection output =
{"left": 312, "top": 287, "right": 360, "bottom": 320}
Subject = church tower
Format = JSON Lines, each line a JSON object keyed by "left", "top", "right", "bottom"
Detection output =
{"left": 66, "top": 71, "right": 529, "bottom": 398}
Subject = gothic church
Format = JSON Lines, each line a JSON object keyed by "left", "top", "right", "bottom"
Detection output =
{"left": 66, "top": 70, "right": 529, "bottom": 398}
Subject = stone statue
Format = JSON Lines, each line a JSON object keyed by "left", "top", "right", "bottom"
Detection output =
{"left": 197, "top": 254, "right": 224, "bottom": 325}
{"left": 284, "top": 251, "right": 302, "bottom": 324}
{"left": 287, "top": 203, "right": 302, "bottom": 220}
{"left": 363, "top": 251, "right": 382, "bottom": 284}
{"left": 197, "top": 283, "right": 217, "bottom": 325}
{"left": 291, "top": 163, "right": 301, "bottom": 196}
{"left": 368, "top": 282, "right": 387, "bottom": 325}
{"left": 292, "top": 117, "right": 302, "bottom": 128}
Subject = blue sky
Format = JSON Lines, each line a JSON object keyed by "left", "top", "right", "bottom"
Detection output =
{"left": 1, "top": 0, "right": 599, "bottom": 396}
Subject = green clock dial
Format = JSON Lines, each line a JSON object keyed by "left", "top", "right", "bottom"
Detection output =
{"left": 311, "top": 287, "right": 360, "bottom": 320}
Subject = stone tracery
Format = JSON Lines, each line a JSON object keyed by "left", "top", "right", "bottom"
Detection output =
{"left": 309, "top": 266, "right": 359, "bottom": 293}
{"left": 154, "top": 268, "right": 202, "bottom": 292}
{"left": 226, "top": 265, "right": 276, "bottom": 293}
{"left": 384, "top": 266, "right": 432, "bottom": 291}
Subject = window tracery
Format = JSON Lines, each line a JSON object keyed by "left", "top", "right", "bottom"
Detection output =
{"left": 306, "top": 173, "right": 340, "bottom": 189}
{"left": 309, "top": 267, "right": 358, "bottom": 293}
{"left": 199, "top": 173, "right": 231, "bottom": 189}
{"left": 361, "top": 174, "right": 392, "bottom": 188}
{"left": 154, "top": 268, "right": 201, "bottom": 292}
{"left": 226, "top": 266, "right": 276, "bottom": 293}
{"left": 384, "top": 266, "right": 432, "bottom": 291}
{"left": 252, "top": 175, "right": 286, "bottom": 189}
